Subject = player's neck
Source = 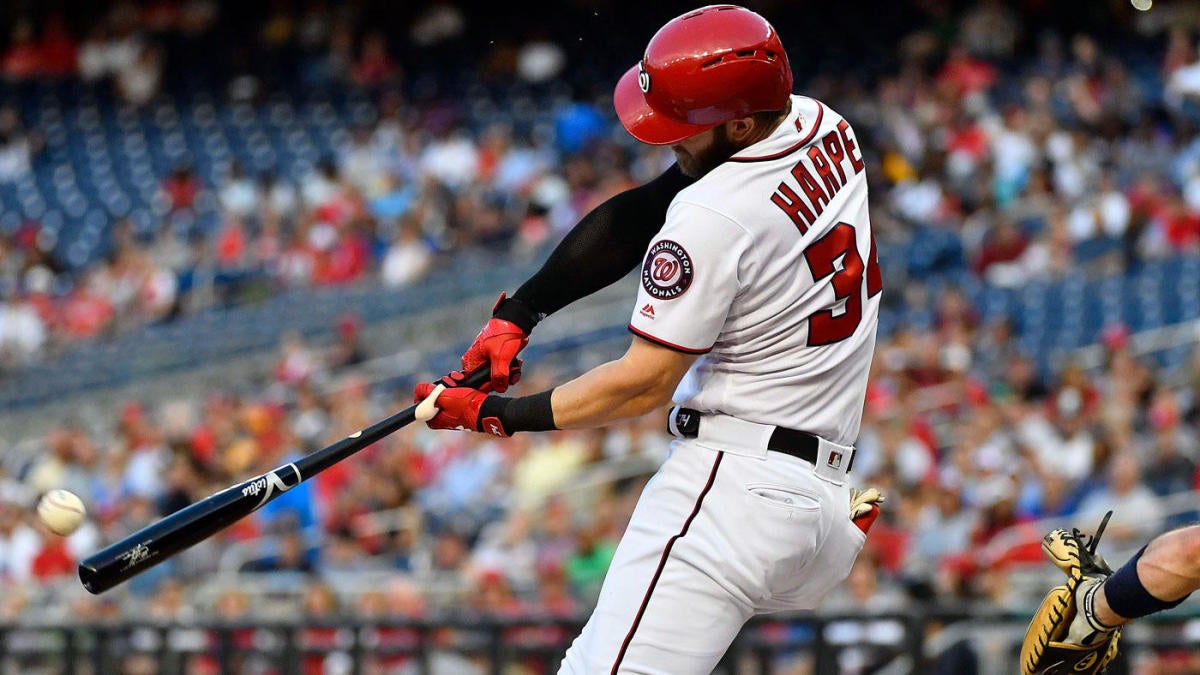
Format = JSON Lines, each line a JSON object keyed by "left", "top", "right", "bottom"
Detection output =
{"left": 738, "top": 99, "right": 793, "bottom": 150}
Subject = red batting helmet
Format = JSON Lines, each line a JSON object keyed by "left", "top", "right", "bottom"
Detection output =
{"left": 614, "top": 5, "right": 793, "bottom": 146}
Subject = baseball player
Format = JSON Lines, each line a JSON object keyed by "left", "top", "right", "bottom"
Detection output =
{"left": 415, "top": 5, "right": 884, "bottom": 672}
{"left": 1022, "top": 513, "right": 1199, "bottom": 674}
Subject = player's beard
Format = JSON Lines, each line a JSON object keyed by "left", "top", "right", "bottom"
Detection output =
{"left": 672, "top": 126, "right": 740, "bottom": 178}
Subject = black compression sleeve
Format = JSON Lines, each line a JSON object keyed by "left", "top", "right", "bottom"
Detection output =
{"left": 504, "top": 164, "right": 693, "bottom": 321}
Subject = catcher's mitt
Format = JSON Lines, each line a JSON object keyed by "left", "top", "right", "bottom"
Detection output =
{"left": 1020, "top": 511, "right": 1121, "bottom": 675}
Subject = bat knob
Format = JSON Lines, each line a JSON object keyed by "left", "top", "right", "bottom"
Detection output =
{"left": 414, "top": 383, "right": 445, "bottom": 421}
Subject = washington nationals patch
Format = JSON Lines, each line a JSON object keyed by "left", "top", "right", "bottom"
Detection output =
{"left": 642, "top": 240, "right": 694, "bottom": 300}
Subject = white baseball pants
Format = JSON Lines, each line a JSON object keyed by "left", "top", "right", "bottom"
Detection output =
{"left": 559, "top": 439, "right": 868, "bottom": 674}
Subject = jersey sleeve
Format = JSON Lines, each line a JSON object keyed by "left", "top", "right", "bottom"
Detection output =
{"left": 628, "top": 201, "right": 752, "bottom": 353}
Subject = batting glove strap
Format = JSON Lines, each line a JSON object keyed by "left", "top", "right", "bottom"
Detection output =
{"left": 492, "top": 293, "right": 545, "bottom": 333}
{"left": 478, "top": 389, "right": 557, "bottom": 435}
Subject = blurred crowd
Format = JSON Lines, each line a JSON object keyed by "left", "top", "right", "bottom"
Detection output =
{"left": 3, "top": 0, "right": 1200, "bottom": 671}
{"left": 3, "top": 2, "right": 1200, "bottom": 370}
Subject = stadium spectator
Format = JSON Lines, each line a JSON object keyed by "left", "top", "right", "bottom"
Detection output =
{"left": 352, "top": 31, "right": 400, "bottom": 88}
{"left": 0, "top": 497, "right": 38, "bottom": 583}
{"left": 1165, "top": 39, "right": 1200, "bottom": 111}
{"left": 115, "top": 43, "right": 162, "bottom": 105}
{"left": 30, "top": 527, "right": 75, "bottom": 581}
{"left": 564, "top": 523, "right": 615, "bottom": 603}
{"left": 217, "top": 161, "right": 260, "bottom": 219}
{"left": 381, "top": 216, "right": 434, "bottom": 286}
{"left": 300, "top": 582, "right": 347, "bottom": 675}
{"left": 0, "top": 106, "right": 37, "bottom": 183}
{"left": 823, "top": 554, "right": 910, "bottom": 672}
{"left": 2, "top": 19, "right": 41, "bottom": 81}
{"left": 0, "top": 295, "right": 46, "bottom": 366}
{"left": 1076, "top": 452, "right": 1165, "bottom": 548}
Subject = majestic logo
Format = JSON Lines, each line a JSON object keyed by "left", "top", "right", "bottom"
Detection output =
{"left": 641, "top": 240, "right": 693, "bottom": 300}
{"left": 640, "top": 303, "right": 655, "bottom": 319}
{"left": 637, "top": 61, "right": 651, "bottom": 93}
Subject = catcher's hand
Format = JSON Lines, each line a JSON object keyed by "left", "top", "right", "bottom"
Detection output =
{"left": 1021, "top": 511, "right": 1121, "bottom": 675}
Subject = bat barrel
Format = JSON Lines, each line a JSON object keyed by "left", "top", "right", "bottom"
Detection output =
{"left": 79, "top": 461, "right": 303, "bottom": 594}
{"left": 78, "top": 482, "right": 259, "bottom": 594}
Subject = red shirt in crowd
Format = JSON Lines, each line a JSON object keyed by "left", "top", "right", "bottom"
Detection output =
{"left": 39, "top": 17, "right": 78, "bottom": 77}
{"left": 2, "top": 37, "right": 41, "bottom": 80}
{"left": 61, "top": 290, "right": 115, "bottom": 339}
{"left": 162, "top": 173, "right": 200, "bottom": 210}
{"left": 32, "top": 539, "right": 75, "bottom": 580}
{"left": 946, "top": 123, "right": 989, "bottom": 161}
{"left": 974, "top": 231, "right": 1028, "bottom": 274}
{"left": 1163, "top": 209, "right": 1200, "bottom": 249}
{"left": 216, "top": 219, "right": 248, "bottom": 268}
{"left": 937, "top": 48, "right": 997, "bottom": 97}
{"left": 313, "top": 233, "right": 370, "bottom": 285}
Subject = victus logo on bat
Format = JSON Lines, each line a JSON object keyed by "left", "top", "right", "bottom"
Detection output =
{"left": 641, "top": 240, "right": 693, "bottom": 300}
{"left": 241, "top": 463, "right": 302, "bottom": 507}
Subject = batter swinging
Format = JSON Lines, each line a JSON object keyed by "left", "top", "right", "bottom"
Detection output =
{"left": 415, "top": 5, "right": 884, "bottom": 672}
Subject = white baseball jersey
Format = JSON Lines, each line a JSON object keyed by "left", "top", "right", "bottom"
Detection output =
{"left": 628, "top": 95, "right": 881, "bottom": 446}
{"left": 563, "top": 95, "right": 879, "bottom": 675}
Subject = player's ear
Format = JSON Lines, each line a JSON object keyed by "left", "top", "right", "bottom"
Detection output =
{"left": 727, "top": 116, "right": 755, "bottom": 142}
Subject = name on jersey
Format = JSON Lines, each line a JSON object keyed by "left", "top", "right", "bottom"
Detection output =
{"left": 641, "top": 239, "right": 693, "bottom": 300}
{"left": 770, "top": 120, "right": 865, "bottom": 234}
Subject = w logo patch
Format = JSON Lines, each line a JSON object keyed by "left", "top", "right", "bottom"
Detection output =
{"left": 641, "top": 240, "right": 694, "bottom": 300}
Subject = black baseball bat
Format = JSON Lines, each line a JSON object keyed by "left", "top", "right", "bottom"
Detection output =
{"left": 79, "top": 366, "right": 490, "bottom": 594}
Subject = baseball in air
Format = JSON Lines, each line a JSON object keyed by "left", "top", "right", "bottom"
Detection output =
{"left": 1131, "top": 0, "right": 1152, "bottom": 11}
{"left": 37, "top": 489, "right": 86, "bottom": 536}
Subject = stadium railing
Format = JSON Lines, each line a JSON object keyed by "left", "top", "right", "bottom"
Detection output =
{"left": 1, "top": 609, "right": 1196, "bottom": 674}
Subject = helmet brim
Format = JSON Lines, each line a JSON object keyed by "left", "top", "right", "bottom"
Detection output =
{"left": 614, "top": 65, "right": 717, "bottom": 146}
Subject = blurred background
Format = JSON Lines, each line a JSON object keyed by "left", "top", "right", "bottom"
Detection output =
{"left": 1, "top": 0, "right": 1200, "bottom": 673}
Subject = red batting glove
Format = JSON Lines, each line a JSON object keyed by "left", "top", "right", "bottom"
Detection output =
{"left": 462, "top": 298, "right": 530, "bottom": 393}
{"left": 414, "top": 379, "right": 510, "bottom": 437}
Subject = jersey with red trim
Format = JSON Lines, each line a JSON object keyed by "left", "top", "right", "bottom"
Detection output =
{"left": 628, "top": 95, "right": 879, "bottom": 445}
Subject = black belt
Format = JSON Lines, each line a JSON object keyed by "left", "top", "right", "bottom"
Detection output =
{"left": 670, "top": 407, "right": 853, "bottom": 473}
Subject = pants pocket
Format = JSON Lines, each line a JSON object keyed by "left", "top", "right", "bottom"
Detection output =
{"left": 744, "top": 483, "right": 822, "bottom": 512}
